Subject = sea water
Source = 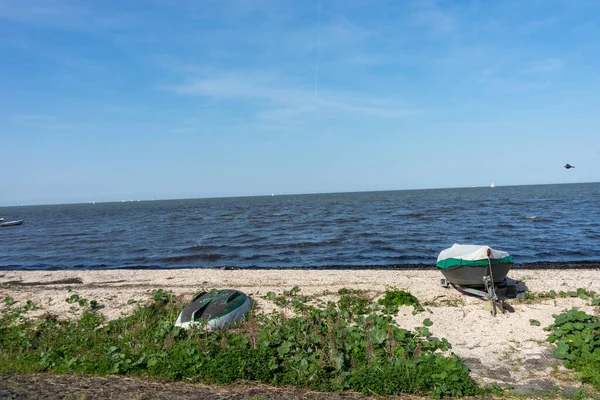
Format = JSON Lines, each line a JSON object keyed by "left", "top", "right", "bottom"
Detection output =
{"left": 1, "top": 183, "right": 599, "bottom": 270}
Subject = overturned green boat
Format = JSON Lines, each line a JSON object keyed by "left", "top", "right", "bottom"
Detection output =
{"left": 436, "top": 244, "right": 514, "bottom": 287}
{"left": 175, "top": 289, "right": 252, "bottom": 330}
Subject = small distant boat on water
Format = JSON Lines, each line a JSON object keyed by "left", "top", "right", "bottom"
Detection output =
{"left": 1, "top": 220, "right": 24, "bottom": 227}
{"left": 490, "top": 182, "right": 495, "bottom": 188}
{"left": 0, "top": 218, "right": 3, "bottom": 222}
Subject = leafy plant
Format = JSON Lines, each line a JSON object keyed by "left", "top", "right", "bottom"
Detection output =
{"left": 519, "top": 288, "right": 598, "bottom": 304}
{"left": 65, "top": 293, "right": 100, "bottom": 311}
{"left": 337, "top": 288, "right": 371, "bottom": 316}
{"left": 378, "top": 288, "right": 423, "bottom": 313}
{"left": 0, "top": 287, "right": 483, "bottom": 398}
{"left": 337, "top": 288, "right": 363, "bottom": 295}
{"left": 590, "top": 299, "right": 600, "bottom": 307}
{"left": 546, "top": 308, "right": 600, "bottom": 390}
{"left": 265, "top": 286, "right": 309, "bottom": 308}
{"left": 24, "top": 300, "right": 38, "bottom": 311}
{"left": 65, "top": 294, "right": 80, "bottom": 304}
{"left": 3, "top": 296, "right": 16, "bottom": 306}
{"left": 152, "top": 289, "right": 172, "bottom": 305}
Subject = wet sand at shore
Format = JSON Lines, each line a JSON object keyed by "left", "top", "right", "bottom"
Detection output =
{"left": 2, "top": 268, "right": 600, "bottom": 394}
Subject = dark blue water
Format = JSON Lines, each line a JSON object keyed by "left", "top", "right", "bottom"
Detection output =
{"left": 1, "top": 183, "right": 599, "bottom": 270}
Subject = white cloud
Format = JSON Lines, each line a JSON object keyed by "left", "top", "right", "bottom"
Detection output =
{"left": 0, "top": 0, "right": 135, "bottom": 32}
{"left": 410, "top": 0, "right": 457, "bottom": 35}
{"left": 166, "top": 70, "right": 416, "bottom": 123}
{"left": 14, "top": 114, "right": 75, "bottom": 130}
{"left": 523, "top": 58, "right": 564, "bottom": 73}
{"left": 16, "top": 114, "right": 58, "bottom": 121}
{"left": 169, "top": 71, "right": 308, "bottom": 105}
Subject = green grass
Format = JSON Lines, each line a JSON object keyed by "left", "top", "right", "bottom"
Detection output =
{"left": 0, "top": 288, "right": 484, "bottom": 398}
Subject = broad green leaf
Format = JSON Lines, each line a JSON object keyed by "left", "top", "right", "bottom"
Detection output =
{"left": 370, "top": 328, "right": 387, "bottom": 344}
{"left": 553, "top": 341, "right": 569, "bottom": 360}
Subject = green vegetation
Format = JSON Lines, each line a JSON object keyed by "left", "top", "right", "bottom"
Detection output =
{"left": 422, "top": 297, "right": 464, "bottom": 308}
{"left": 3, "top": 296, "right": 16, "bottom": 306}
{"left": 546, "top": 309, "right": 600, "bottom": 390}
{"left": 336, "top": 288, "right": 371, "bottom": 316}
{"left": 520, "top": 288, "right": 598, "bottom": 304}
{"left": 0, "top": 288, "right": 484, "bottom": 398}
{"left": 377, "top": 288, "right": 423, "bottom": 313}
{"left": 65, "top": 293, "right": 100, "bottom": 310}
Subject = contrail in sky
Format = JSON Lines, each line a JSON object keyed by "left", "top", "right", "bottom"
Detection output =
{"left": 314, "top": 0, "right": 321, "bottom": 101}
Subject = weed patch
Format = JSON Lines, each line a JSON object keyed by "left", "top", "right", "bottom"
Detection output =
{"left": 336, "top": 288, "right": 371, "bottom": 316}
{"left": 546, "top": 308, "right": 600, "bottom": 390}
{"left": 519, "top": 288, "right": 598, "bottom": 304}
{"left": 422, "top": 297, "right": 464, "bottom": 308}
{"left": 3, "top": 296, "right": 16, "bottom": 306}
{"left": 378, "top": 288, "right": 423, "bottom": 314}
{"left": 1, "top": 288, "right": 483, "bottom": 398}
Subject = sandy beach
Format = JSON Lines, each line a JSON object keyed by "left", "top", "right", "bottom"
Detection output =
{"left": 2, "top": 267, "right": 600, "bottom": 393}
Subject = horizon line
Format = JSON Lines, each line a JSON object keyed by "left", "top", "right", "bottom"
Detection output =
{"left": 0, "top": 181, "right": 596, "bottom": 208}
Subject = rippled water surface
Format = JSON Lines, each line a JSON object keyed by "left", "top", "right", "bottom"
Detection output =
{"left": 1, "top": 183, "right": 599, "bottom": 270}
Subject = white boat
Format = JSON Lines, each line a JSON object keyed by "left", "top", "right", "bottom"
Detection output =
{"left": 437, "top": 244, "right": 514, "bottom": 316}
{"left": 1, "top": 220, "right": 24, "bottom": 227}
{"left": 436, "top": 244, "right": 513, "bottom": 287}
{"left": 490, "top": 182, "right": 495, "bottom": 188}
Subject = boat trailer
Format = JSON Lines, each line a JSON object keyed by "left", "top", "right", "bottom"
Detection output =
{"left": 437, "top": 248, "right": 516, "bottom": 316}
{"left": 440, "top": 277, "right": 516, "bottom": 316}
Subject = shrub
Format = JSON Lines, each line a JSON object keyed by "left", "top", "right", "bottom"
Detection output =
{"left": 378, "top": 288, "right": 423, "bottom": 313}
{"left": 546, "top": 308, "right": 600, "bottom": 389}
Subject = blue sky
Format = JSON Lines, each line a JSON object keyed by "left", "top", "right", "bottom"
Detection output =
{"left": 1, "top": 0, "right": 599, "bottom": 205}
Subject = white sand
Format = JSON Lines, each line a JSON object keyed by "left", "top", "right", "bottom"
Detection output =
{"left": 2, "top": 268, "right": 598, "bottom": 389}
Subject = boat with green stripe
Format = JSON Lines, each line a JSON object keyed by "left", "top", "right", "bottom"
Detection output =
{"left": 175, "top": 289, "right": 252, "bottom": 330}
{"left": 436, "top": 244, "right": 513, "bottom": 287}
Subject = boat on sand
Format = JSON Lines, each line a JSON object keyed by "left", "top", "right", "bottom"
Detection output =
{"left": 437, "top": 244, "right": 514, "bottom": 316}
{"left": 175, "top": 289, "right": 252, "bottom": 330}
{"left": 436, "top": 244, "right": 513, "bottom": 287}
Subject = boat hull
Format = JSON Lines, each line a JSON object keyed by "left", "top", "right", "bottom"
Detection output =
{"left": 439, "top": 263, "right": 511, "bottom": 287}
{"left": 175, "top": 289, "right": 252, "bottom": 330}
{"left": 0, "top": 220, "right": 23, "bottom": 227}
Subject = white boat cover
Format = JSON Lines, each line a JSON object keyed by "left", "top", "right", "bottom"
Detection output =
{"left": 436, "top": 244, "right": 513, "bottom": 268}
{"left": 438, "top": 244, "right": 509, "bottom": 262}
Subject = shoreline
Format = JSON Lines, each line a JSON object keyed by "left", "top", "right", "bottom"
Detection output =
{"left": 2, "top": 267, "right": 600, "bottom": 393}
{"left": 2, "top": 260, "right": 600, "bottom": 271}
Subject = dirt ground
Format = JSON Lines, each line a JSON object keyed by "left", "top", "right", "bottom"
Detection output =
{"left": 0, "top": 373, "right": 423, "bottom": 400}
